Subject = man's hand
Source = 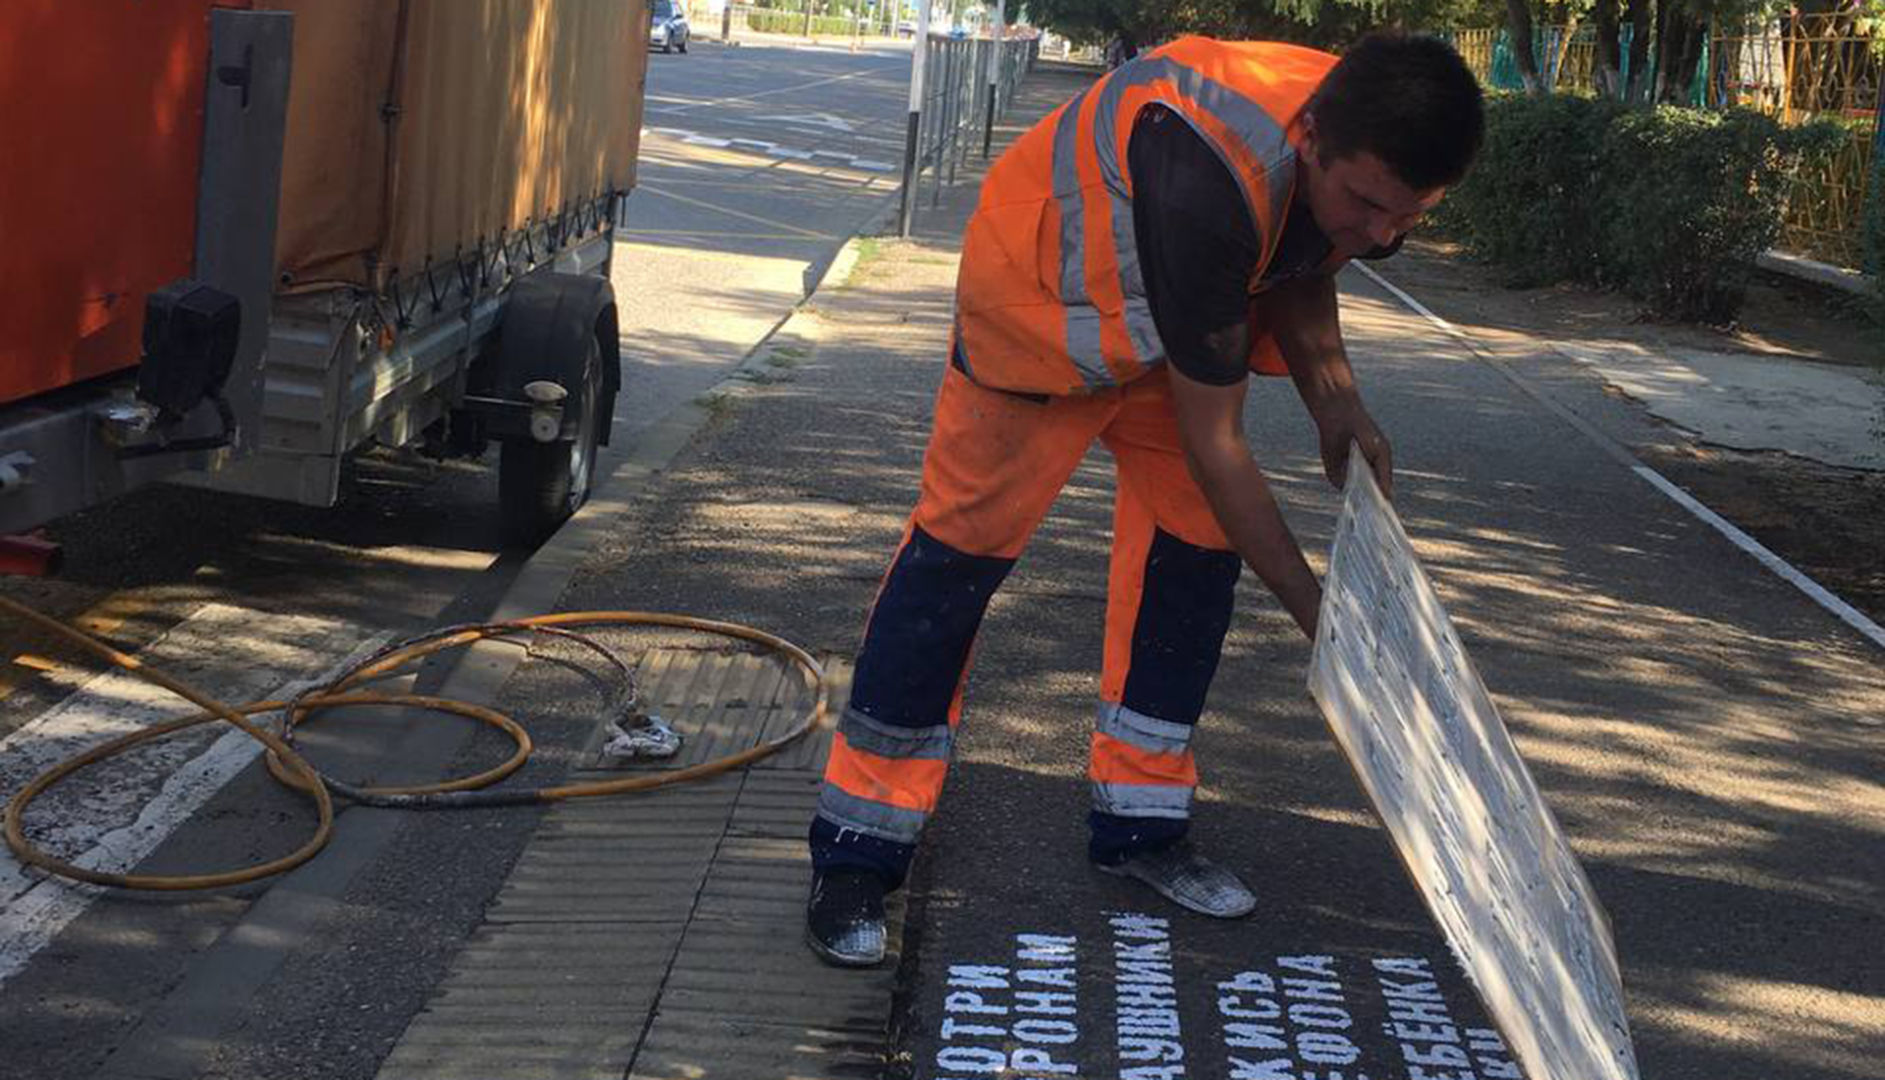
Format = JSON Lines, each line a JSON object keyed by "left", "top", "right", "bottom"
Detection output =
{"left": 1314, "top": 397, "right": 1392, "bottom": 499}
{"left": 1257, "top": 275, "right": 1393, "bottom": 499}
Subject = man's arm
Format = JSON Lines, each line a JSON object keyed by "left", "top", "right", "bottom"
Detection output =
{"left": 1166, "top": 331, "right": 1323, "bottom": 640}
{"left": 1258, "top": 274, "right": 1393, "bottom": 497}
{"left": 1129, "top": 108, "right": 1325, "bottom": 639}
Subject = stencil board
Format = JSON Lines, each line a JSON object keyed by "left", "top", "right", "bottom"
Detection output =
{"left": 1307, "top": 453, "right": 1639, "bottom": 1080}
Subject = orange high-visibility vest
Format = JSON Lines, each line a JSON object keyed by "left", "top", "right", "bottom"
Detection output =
{"left": 954, "top": 37, "right": 1339, "bottom": 396}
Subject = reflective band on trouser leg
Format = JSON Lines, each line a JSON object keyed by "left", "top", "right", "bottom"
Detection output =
{"left": 817, "top": 525, "right": 1012, "bottom": 858}
{"left": 1090, "top": 729, "right": 1199, "bottom": 817}
{"left": 1088, "top": 722, "right": 1197, "bottom": 863}
{"left": 820, "top": 733, "right": 950, "bottom": 842}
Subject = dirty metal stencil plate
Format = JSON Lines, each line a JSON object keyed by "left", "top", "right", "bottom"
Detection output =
{"left": 1307, "top": 459, "right": 1639, "bottom": 1080}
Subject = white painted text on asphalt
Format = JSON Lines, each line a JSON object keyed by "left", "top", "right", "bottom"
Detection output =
{"left": 1112, "top": 912, "right": 1186, "bottom": 1079}
{"left": 934, "top": 932, "right": 1082, "bottom": 1078}
{"left": 1374, "top": 957, "right": 1520, "bottom": 1080}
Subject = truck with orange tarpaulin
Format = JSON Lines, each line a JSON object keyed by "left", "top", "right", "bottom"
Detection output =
{"left": 0, "top": 0, "right": 649, "bottom": 550}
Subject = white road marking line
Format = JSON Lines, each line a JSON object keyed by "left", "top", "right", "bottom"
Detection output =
{"left": 0, "top": 605, "right": 392, "bottom": 987}
{"left": 1355, "top": 261, "right": 1885, "bottom": 653}
{"left": 686, "top": 110, "right": 907, "bottom": 149}
{"left": 662, "top": 63, "right": 902, "bottom": 115}
{"left": 649, "top": 124, "right": 892, "bottom": 173}
{"left": 634, "top": 183, "right": 837, "bottom": 238}
{"left": 754, "top": 111, "right": 858, "bottom": 133}
{"left": 1629, "top": 466, "right": 1885, "bottom": 650}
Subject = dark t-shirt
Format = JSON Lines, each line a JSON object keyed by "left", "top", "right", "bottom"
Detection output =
{"left": 1128, "top": 104, "right": 1401, "bottom": 386}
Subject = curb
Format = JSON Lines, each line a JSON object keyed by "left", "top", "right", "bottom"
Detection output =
{"left": 427, "top": 188, "right": 902, "bottom": 738}
{"left": 1756, "top": 249, "right": 1875, "bottom": 299}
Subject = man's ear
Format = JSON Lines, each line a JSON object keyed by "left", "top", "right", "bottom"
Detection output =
{"left": 1297, "top": 111, "right": 1323, "bottom": 170}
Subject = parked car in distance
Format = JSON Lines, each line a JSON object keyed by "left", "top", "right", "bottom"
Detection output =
{"left": 651, "top": 0, "right": 688, "bottom": 53}
{"left": 895, "top": 19, "right": 916, "bottom": 36}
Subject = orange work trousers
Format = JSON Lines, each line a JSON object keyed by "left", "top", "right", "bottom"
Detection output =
{"left": 811, "top": 359, "right": 1242, "bottom": 886}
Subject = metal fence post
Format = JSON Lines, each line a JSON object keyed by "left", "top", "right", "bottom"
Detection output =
{"left": 897, "top": 0, "right": 935, "bottom": 237}
{"left": 982, "top": 0, "right": 1005, "bottom": 158}
{"left": 951, "top": 43, "right": 967, "bottom": 178}
{"left": 929, "top": 40, "right": 946, "bottom": 208}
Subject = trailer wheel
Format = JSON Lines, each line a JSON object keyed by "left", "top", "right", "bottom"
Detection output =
{"left": 499, "top": 337, "right": 603, "bottom": 548}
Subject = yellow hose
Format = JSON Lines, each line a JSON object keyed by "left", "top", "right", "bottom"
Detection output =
{"left": 0, "top": 595, "right": 827, "bottom": 891}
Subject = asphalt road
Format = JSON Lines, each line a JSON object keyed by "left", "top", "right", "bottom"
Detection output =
{"left": 0, "top": 39, "right": 913, "bottom": 1080}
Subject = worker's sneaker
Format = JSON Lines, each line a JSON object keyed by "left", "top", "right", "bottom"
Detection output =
{"left": 805, "top": 869, "right": 887, "bottom": 967}
{"left": 1095, "top": 841, "right": 1256, "bottom": 918}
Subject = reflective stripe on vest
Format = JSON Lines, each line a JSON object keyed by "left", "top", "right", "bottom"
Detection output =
{"left": 956, "top": 38, "right": 1338, "bottom": 397}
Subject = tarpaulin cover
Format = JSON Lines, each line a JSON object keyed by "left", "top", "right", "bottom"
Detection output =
{"left": 266, "top": 0, "right": 648, "bottom": 289}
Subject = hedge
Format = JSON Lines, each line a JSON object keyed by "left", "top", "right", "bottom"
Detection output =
{"left": 1436, "top": 94, "right": 1848, "bottom": 323}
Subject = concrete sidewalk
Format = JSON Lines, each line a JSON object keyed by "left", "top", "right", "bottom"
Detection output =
{"left": 369, "top": 59, "right": 1884, "bottom": 1080}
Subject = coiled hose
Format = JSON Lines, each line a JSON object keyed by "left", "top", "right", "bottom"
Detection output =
{"left": 0, "top": 593, "right": 827, "bottom": 892}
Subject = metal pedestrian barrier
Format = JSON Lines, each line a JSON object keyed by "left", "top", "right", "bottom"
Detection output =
{"left": 899, "top": 33, "right": 1040, "bottom": 235}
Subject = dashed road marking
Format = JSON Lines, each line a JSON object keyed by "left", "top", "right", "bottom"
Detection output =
{"left": 646, "top": 124, "right": 896, "bottom": 172}
{"left": 0, "top": 603, "right": 390, "bottom": 988}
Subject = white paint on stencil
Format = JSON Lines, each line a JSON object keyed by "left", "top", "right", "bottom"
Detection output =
{"left": 1307, "top": 462, "right": 1640, "bottom": 1080}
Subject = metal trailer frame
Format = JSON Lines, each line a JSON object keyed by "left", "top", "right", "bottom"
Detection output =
{"left": 185, "top": 195, "right": 620, "bottom": 508}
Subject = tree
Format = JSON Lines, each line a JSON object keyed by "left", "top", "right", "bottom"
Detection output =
{"left": 1503, "top": 0, "right": 1544, "bottom": 90}
{"left": 1651, "top": 0, "right": 1707, "bottom": 103}
{"left": 1625, "top": 0, "right": 1653, "bottom": 100}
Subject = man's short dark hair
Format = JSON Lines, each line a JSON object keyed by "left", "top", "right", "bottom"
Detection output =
{"left": 1309, "top": 33, "right": 1485, "bottom": 190}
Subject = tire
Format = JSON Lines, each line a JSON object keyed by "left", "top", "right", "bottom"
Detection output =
{"left": 498, "top": 338, "right": 603, "bottom": 548}
{"left": 660, "top": 41, "right": 672, "bottom": 53}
